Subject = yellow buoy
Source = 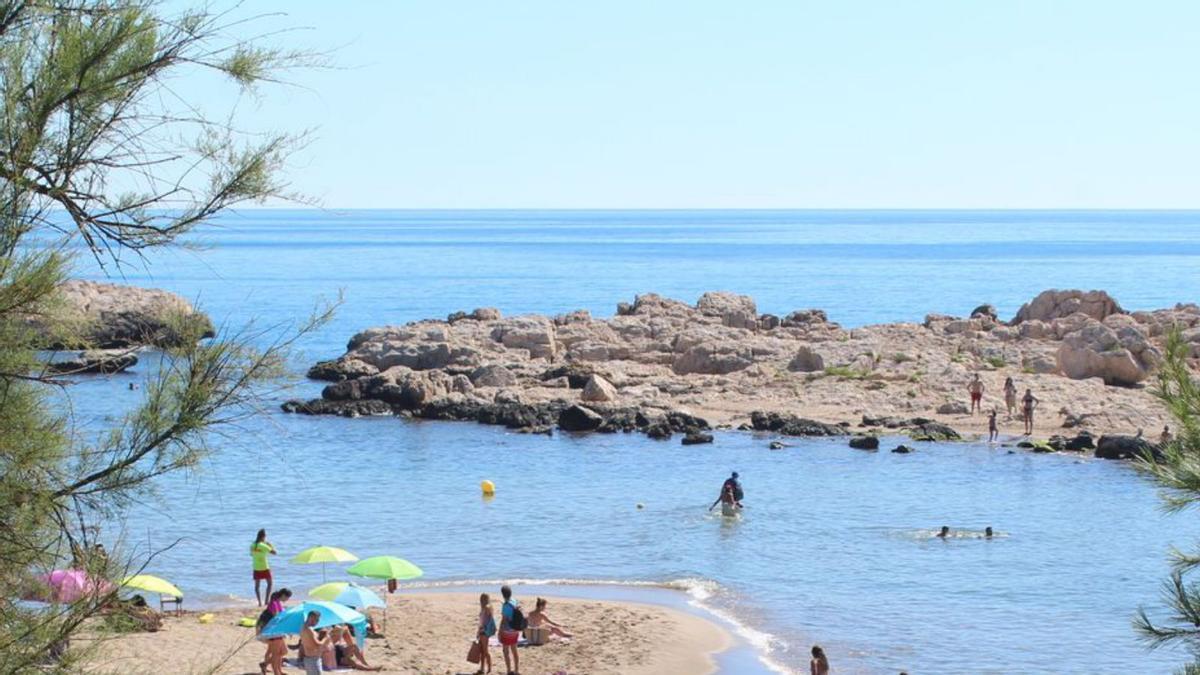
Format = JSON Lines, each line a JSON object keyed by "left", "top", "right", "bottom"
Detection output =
{"left": 480, "top": 480, "right": 495, "bottom": 495}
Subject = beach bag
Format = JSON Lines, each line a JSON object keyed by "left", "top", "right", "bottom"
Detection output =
{"left": 506, "top": 602, "right": 527, "bottom": 631}
{"left": 467, "top": 640, "right": 482, "bottom": 664}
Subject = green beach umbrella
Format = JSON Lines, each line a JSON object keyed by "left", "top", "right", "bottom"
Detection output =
{"left": 291, "top": 545, "right": 358, "bottom": 582}
{"left": 346, "top": 556, "right": 423, "bottom": 581}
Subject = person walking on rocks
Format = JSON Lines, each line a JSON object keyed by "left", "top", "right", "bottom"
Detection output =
{"left": 1021, "top": 388, "right": 1039, "bottom": 435}
{"left": 968, "top": 374, "right": 985, "bottom": 414}
{"left": 1003, "top": 377, "right": 1017, "bottom": 418}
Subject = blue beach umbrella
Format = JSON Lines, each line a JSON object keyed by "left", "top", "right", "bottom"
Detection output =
{"left": 259, "top": 600, "right": 367, "bottom": 647}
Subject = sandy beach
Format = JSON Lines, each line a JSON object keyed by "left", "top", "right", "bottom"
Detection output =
{"left": 81, "top": 591, "right": 731, "bottom": 675}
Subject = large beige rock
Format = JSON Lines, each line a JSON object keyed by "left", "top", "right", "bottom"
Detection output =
{"left": 672, "top": 342, "right": 753, "bottom": 375}
{"left": 1056, "top": 322, "right": 1158, "bottom": 386}
{"left": 787, "top": 345, "right": 826, "bottom": 372}
{"left": 490, "top": 316, "right": 558, "bottom": 359}
{"left": 696, "top": 291, "right": 758, "bottom": 330}
{"left": 1012, "top": 289, "right": 1123, "bottom": 324}
{"left": 580, "top": 374, "right": 619, "bottom": 402}
{"left": 469, "top": 364, "right": 516, "bottom": 388}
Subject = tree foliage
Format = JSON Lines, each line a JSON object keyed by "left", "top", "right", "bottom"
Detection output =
{"left": 1137, "top": 330, "right": 1200, "bottom": 672}
{"left": 0, "top": 2, "right": 322, "bottom": 671}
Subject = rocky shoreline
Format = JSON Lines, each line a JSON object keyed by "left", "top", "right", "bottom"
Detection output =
{"left": 283, "top": 289, "right": 1198, "bottom": 459}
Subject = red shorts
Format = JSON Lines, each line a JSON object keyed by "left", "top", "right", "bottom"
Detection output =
{"left": 253, "top": 569, "right": 272, "bottom": 582}
{"left": 499, "top": 630, "right": 520, "bottom": 646}
{"left": 970, "top": 392, "right": 982, "bottom": 402}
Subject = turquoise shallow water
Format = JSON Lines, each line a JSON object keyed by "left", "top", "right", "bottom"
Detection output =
{"left": 66, "top": 210, "right": 1200, "bottom": 673}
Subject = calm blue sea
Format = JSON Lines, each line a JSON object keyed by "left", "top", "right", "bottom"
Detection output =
{"left": 67, "top": 210, "right": 1200, "bottom": 673}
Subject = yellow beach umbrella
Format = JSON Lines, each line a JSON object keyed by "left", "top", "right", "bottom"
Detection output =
{"left": 121, "top": 574, "right": 183, "bottom": 598}
{"left": 291, "top": 545, "right": 358, "bottom": 582}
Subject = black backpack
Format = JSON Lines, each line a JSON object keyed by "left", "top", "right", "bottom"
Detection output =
{"left": 256, "top": 607, "right": 275, "bottom": 631}
{"left": 506, "top": 602, "right": 527, "bottom": 631}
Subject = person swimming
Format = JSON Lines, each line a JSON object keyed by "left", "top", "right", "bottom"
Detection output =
{"left": 937, "top": 526, "right": 950, "bottom": 538}
{"left": 985, "top": 526, "right": 994, "bottom": 538}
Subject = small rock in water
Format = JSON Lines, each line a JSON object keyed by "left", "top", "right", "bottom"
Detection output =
{"left": 682, "top": 431, "right": 714, "bottom": 445}
{"left": 849, "top": 436, "right": 880, "bottom": 450}
{"left": 768, "top": 441, "right": 785, "bottom": 450}
{"left": 891, "top": 445, "right": 915, "bottom": 454}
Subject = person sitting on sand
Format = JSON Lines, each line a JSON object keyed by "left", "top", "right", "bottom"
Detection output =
{"left": 328, "top": 625, "right": 381, "bottom": 671}
{"left": 988, "top": 409, "right": 999, "bottom": 443}
{"left": 299, "top": 611, "right": 330, "bottom": 675}
{"left": 1161, "top": 425, "right": 1173, "bottom": 447}
{"left": 1004, "top": 377, "right": 1017, "bottom": 418}
{"left": 937, "top": 526, "right": 950, "bottom": 539}
{"left": 1021, "top": 388, "right": 1039, "bottom": 435}
{"left": 526, "top": 597, "right": 573, "bottom": 642}
{"left": 811, "top": 644, "right": 830, "bottom": 675}
{"left": 476, "top": 593, "right": 495, "bottom": 675}
{"left": 320, "top": 628, "right": 338, "bottom": 671}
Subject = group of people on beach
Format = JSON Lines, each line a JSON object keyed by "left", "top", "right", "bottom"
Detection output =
{"left": 250, "top": 530, "right": 382, "bottom": 675}
{"left": 968, "top": 374, "right": 1040, "bottom": 438}
{"left": 473, "top": 585, "right": 572, "bottom": 675}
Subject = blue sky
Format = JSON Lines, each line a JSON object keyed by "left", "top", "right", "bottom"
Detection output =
{"left": 208, "top": 1, "right": 1200, "bottom": 208}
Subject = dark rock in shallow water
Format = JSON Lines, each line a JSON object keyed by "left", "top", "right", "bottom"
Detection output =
{"left": 558, "top": 404, "right": 604, "bottom": 432}
{"left": 1064, "top": 431, "right": 1096, "bottom": 451}
{"left": 281, "top": 398, "right": 392, "bottom": 417}
{"left": 891, "top": 444, "right": 915, "bottom": 454}
{"left": 1095, "top": 434, "right": 1159, "bottom": 460}
{"left": 849, "top": 436, "right": 880, "bottom": 450}
{"left": 907, "top": 422, "right": 962, "bottom": 442}
{"left": 1016, "top": 440, "right": 1035, "bottom": 449}
{"left": 769, "top": 441, "right": 785, "bottom": 450}
{"left": 645, "top": 422, "right": 673, "bottom": 440}
{"left": 47, "top": 350, "right": 138, "bottom": 374}
{"left": 750, "top": 411, "right": 843, "bottom": 436}
{"left": 665, "top": 410, "right": 711, "bottom": 432}
{"left": 682, "top": 431, "right": 714, "bottom": 445}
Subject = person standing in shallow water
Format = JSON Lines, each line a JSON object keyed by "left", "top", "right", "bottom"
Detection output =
{"left": 967, "top": 374, "right": 985, "bottom": 414}
{"left": 1021, "top": 388, "right": 1039, "bottom": 435}
{"left": 988, "top": 409, "right": 999, "bottom": 442}
{"left": 1004, "top": 376, "right": 1018, "bottom": 418}
{"left": 810, "top": 645, "right": 830, "bottom": 675}
{"left": 251, "top": 529, "right": 277, "bottom": 606}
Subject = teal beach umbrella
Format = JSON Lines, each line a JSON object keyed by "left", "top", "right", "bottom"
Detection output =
{"left": 259, "top": 600, "right": 367, "bottom": 647}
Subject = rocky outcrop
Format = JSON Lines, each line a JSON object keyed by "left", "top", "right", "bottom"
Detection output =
{"left": 1012, "top": 289, "right": 1123, "bottom": 325}
{"left": 32, "top": 280, "right": 213, "bottom": 349}
{"left": 558, "top": 404, "right": 604, "bottom": 432}
{"left": 290, "top": 289, "right": 1187, "bottom": 439}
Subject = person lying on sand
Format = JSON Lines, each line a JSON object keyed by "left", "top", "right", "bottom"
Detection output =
{"left": 526, "top": 598, "right": 573, "bottom": 640}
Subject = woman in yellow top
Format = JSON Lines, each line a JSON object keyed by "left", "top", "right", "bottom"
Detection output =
{"left": 251, "top": 528, "right": 277, "bottom": 605}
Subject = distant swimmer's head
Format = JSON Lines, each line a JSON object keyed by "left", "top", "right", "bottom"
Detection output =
{"left": 938, "top": 526, "right": 950, "bottom": 537}
{"left": 985, "top": 527, "right": 994, "bottom": 537}
{"left": 731, "top": 471, "right": 739, "bottom": 479}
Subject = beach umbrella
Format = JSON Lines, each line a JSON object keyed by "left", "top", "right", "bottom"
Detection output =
{"left": 346, "top": 556, "right": 423, "bottom": 582}
{"left": 309, "top": 582, "right": 384, "bottom": 609}
{"left": 120, "top": 574, "right": 182, "bottom": 598}
{"left": 259, "top": 600, "right": 367, "bottom": 648}
{"left": 35, "top": 569, "right": 113, "bottom": 604}
{"left": 291, "top": 545, "right": 358, "bottom": 582}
